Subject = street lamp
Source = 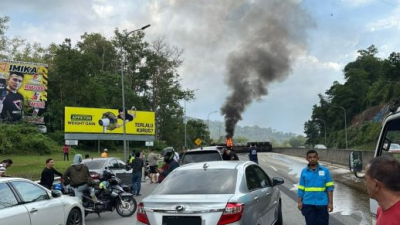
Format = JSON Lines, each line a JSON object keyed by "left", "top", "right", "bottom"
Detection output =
{"left": 207, "top": 111, "right": 218, "bottom": 131}
{"left": 184, "top": 89, "right": 199, "bottom": 147}
{"left": 333, "top": 106, "right": 347, "bottom": 149}
{"left": 120, "top": 24, "right": 151, "bottom": 162}
{"left": 315, "top": 118, "right": 326, "bottom": 146}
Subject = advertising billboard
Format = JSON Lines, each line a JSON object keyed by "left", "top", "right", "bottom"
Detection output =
{"left": 65, "top": 107, "right": 155, "bottom": 135}
{"left": 0, "top": 60, "right": 48, "bottom": 124}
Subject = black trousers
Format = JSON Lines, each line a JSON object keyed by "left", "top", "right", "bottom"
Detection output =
{"left": 301, "top": 204, "right": 329, "bottom": 225}
{"left": 64, "top": 153, "right": 69, "bottom": 161}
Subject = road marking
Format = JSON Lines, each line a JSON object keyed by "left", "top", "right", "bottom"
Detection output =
{"left": 270, "top": 166, "right": 278, "bottom": 171}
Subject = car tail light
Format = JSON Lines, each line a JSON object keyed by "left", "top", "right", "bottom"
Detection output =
{"left": 217, "top": 203, "right": 244, "bottom": 225}
{"left": 137, "top": 202, "right": 150, "bottom": 224}
{"left": 90, "top": 173, "right": 100, "bottom": 180}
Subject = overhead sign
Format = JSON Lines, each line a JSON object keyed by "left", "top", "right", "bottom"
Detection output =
{"left": 65, "top": 140, "right": 78, "bottom": 145}
{"left": 0, "top": 60, "right": 48, "bottom": 124}
{"left": 65, "top": 107, "right": 155, "bottom": 135}
{"left": 145, "top": 141, "right": 154, "bottom": 146}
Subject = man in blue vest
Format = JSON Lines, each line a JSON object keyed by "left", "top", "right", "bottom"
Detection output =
{"left": 298, "top": 149, "right": 334, "bottom": 225}
{"left": 248, "top": 143, "right": 259, "bottom": 164}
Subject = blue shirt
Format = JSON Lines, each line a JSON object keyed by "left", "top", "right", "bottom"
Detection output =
{"left": 248, "top": 147, "right": 258, "bottom": 161}
{"left": 298, "top": 164, "right": 334, "bottom": 206}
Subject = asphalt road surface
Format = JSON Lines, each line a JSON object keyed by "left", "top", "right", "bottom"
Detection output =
{"left": 85, "top": 152, "right": 371, "bottom": 225}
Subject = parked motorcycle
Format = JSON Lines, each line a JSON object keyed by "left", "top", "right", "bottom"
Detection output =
{"left": 66, "top": 171, "right": 137, "bottom": 217}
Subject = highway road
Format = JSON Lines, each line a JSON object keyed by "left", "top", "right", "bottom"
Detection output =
{"left": 85, "top": 152, "right": 371, "bottom": 225}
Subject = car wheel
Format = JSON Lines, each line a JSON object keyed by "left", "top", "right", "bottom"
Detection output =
{"left": 274, "top": 199, "right": 283, "bottom": 225}
{"left": 66, "top": 208, "right": 83, "bottom": 225}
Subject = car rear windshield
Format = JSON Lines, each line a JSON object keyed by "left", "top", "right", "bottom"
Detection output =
{"left": 153, "top": 169, "right": 237, "bottom": 194}
{"left": 182, "top": 151, "right": 222, "bottom": 164}
{"left": 83, "top": 160, "right": 105, "bottom": 170}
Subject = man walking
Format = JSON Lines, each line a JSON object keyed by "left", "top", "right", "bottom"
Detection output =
{"left": 147, "top": 149, "right": 160, "bottom": 183}
{"left": 298, "top": 150, "right": 334, "bottom": 225}
{"left": 131, "top": 152, "right": 144, "bottom": 196}
{"left": 364, "top": 156, "right": 400, "bottom": 224}
{"left": 248, "top": 143, "right": 259, "bottom": 164}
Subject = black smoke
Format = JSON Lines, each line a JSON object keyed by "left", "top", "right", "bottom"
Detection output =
{"left": 221, "top": 0, "right": 312, "bottom": 137}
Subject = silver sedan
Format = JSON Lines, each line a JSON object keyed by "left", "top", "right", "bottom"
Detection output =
{"left": 137, "top": 161, "right": 284, "bottom": 225}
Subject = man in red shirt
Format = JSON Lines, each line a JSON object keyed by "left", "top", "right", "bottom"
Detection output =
{"left": 63, "top": 145, "right": 70, "bottom": 161}
{"left": 365, "top": 156, "right": 400, "bottom": 224}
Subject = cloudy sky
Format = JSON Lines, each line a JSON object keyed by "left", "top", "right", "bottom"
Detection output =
{"left": 2, "top": 0, "right": 400, "bottom": 135}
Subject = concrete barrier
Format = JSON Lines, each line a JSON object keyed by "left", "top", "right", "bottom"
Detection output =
{"left": 272, "top": 148, "right": 375, "bottom": 168}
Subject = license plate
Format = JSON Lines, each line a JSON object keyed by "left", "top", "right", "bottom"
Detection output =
{"left": 162, "top": 216, "right": 201, "bottom": 225}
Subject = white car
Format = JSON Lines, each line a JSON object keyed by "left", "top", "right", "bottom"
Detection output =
{"left": 0, "top": 177, "right": 85, "bottom": 225}
{"left": 314, "top": 144, "right": 327, "bottom": 149}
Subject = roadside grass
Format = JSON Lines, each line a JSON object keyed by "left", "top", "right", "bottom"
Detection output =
{"left": 3, "top": 148, "right": 127, "bottom": 181}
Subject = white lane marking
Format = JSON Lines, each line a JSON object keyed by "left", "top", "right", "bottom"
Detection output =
{"left": 270, "top": 166, "right": 278, "bottom": 171}
{"left": 261, "top": 159, "right": 266, "bottom": 162}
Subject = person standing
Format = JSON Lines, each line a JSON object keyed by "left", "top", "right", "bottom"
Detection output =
{"left": 140, "top": 150, "right": 146, "bottom": 182}
{"left": 64, "top": 154, "right": 98, "bottom": 202}
{"left": 63, "top": 145, "right": 70, "bottom": 161}
{"left": 179, "top": 147, "right": 188, "bottom": 163}
{"left": 248, "top": 143, "right": 259, "bottom": 164}
{"left": 148, "top": 149, "right": 160, "bottom": 183}
{"left": 223, "top": 148, "right": 239, "bottom": 160}
{"left": 364, "top": 156, "right": 400, "bottom": 224}
{"left": 131, "top": 152, "right": 144, "bottom": 196}
{"left": 0, "top": 159, "right": 13, "bottom": 177}
{"left": 298, "top": 150, "right": 334, "bottom": 225}
{"left": 101, "top": 148, "right": 109, "bottom": 158}
{"left": 39, "top": 158, "right": 63, "bottom": 190}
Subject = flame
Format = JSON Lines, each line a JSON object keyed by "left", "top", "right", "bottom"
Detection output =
{"left": 226, "top": 136, "right": 233, "bottom": 148}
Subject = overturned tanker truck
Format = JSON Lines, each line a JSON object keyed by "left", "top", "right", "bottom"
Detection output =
{"left": 211, "top": 136, "right": 272, "bottom": 153}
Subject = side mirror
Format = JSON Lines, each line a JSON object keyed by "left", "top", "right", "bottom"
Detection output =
{"left": 272, "top": 177, "right": 284, "bottom": 186}
{"left": 382, "top": 137, "right": 391, "bottom": 152}
{"left": 51, "top": 190, "right": 62, "bottom": 198}
{"left": 349, "top": 151, "right": 364, "bottom": 178}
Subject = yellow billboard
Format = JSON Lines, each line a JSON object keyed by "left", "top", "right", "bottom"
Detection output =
{"left": 65, "top": 107, "right": 155, "bottom": 135}
{"left": 0, "top": 60, "right": 48, "bottom": 124}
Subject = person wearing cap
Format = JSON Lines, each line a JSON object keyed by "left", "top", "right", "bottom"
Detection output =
{"left": 101, "top": 148, "right": 109, "bottom": 158}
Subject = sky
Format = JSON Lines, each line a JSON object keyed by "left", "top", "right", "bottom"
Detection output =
{"left": 1, "top": 0, "right": 400, "bottom": 135}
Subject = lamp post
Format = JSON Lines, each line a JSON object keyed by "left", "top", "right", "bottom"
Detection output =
{"left": 333, "top": 106, "right": 347, "bottom": 149}
{"left": 184, "top": 89, "right": 199, "bottom": 147}
{"left": 315, "top": 118, "right": 326, "bottom": 146}
{"left": 120, "top": 24, "right": 150, "bottom": 162}
{"left": 207, "top": 111, "right": 218, "bottom": 131}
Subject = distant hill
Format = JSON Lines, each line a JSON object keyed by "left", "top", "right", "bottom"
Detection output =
{"left": 206, "top": 119, "right": 298, "bottom": 144}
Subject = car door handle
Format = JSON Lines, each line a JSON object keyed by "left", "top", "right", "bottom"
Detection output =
{"left": 254, "top": 196, "right": 259, "bottom": 201}
{"left": 30, "top": 208, "right": 38, "bottom": 213}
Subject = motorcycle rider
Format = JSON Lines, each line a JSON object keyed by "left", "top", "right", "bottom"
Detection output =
{"left": 64, "top": 154, "right": 99, "bottom": 203}
{"left": 157, "top": 148, "right": 179, "bottom": 183}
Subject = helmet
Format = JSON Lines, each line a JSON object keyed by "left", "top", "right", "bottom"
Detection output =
{"left": 99, "top": 181, "right": 110, "bottom": 190}
{"left": 161, "top": 147, "right": 175, "bottom": 162}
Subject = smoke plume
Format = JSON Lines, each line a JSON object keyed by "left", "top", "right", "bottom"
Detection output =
{"left": 220, "top": 0, "right": 312, "bottom": 137}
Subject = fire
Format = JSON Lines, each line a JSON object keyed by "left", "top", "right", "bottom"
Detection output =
{"left": 226, "top": 136, "right": 234, "bottom": 148}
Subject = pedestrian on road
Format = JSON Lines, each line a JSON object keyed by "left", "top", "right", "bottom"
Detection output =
{"left": 298, "top": 149, "right": 334, "bottom": 225}
{"left": 222, "top": 148, "right": 239, "bottom": 160}
{"left": 63, "top": 145, "right": 69, "bottom": 161}
{"left": 364, "top": 156, "right": 400, "bottom": 224}
{"left": 0, "top": 159, "right": 13, "bottom": 177}
{"left": 101, "top": 148, "right": 109, "bottom": 158}
{"left": 147, "top": 149, "right": 160, "bottom": 183}
{"left": 248, "top": 143, "right": 259, "bottom": 164}
{"left": 131, "top": 151, "right": 144, "bottom": 196}
{"left": 140, "top": 150, "right": 146, "bottom": 182}
{"left": 39, "top": 158, "right": 63, "bottom": 190}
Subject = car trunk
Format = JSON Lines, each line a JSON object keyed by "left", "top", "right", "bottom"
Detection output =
{"left": 143, "top": 194, "right": 234, "bottom": 225}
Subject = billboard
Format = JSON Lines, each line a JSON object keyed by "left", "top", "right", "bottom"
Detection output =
{"left": 65, "top": 107, "right": 155, "bottom": 135}
{"left": 0, "top": 60, "right": 48, "bottom": 124}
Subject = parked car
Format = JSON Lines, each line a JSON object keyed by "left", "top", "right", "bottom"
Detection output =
{"left": 314, "top": 144, "right": 327, "bottom": 149}
{"left": 0, "top": 177, "right": 85, "bottom": 225}
{"left": 82, "top": 157, "right": 132, "bottom": 185}
{"left": 181, "top": 148, "right": 223, "bottom": 165}
{"left": 389, "top": 143, "right": 400, "bottom": 153}
{"left": 137, "top": 161, "right": 284, "bottom": 225}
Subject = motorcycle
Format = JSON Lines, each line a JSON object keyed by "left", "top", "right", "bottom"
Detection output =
{"left": 66, "top": 171, "right": 137, "bottom": 217}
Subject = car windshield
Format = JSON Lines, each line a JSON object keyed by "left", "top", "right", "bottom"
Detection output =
{"left": 390, "top": 143, "right": 400, "bottom": 149}
{"left": 83, "top": 160, "right": 106, "bottom": 170}
{"left": 153, "top": 169, "right": 237, "bottom": 195}
{"left": 182, "top": 151, "right": 221, "bottom": 164}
